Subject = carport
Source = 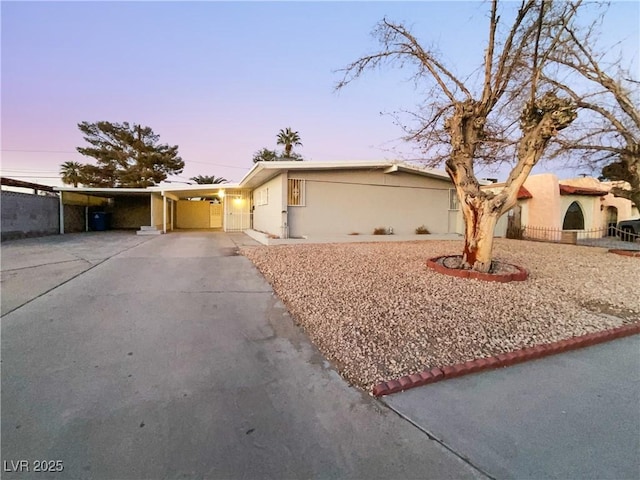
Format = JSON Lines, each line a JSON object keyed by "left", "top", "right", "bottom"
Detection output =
{"left": 56, "top": 185, "right": 252, "bottom": 234}
{"left": 57, "top": 188, "right": 153, "bottom": 234}
{"left": 148, "top": 184, "right": 252, "bottom": 233}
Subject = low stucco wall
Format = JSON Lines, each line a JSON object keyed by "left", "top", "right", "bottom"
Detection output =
{"left": 1, "top": 191, "right": 59, "bottom": 241}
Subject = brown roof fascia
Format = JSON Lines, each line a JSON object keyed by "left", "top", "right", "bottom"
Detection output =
{"left": 1, "top": 177, "right": 56, "bottom": 192}
{"left": 559, "top": 184, "right": 608, "bottom": 196}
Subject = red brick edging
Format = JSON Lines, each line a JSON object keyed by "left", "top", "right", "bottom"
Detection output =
{"left": 372, "top": 322, "right": 640, "bottom": 397}
{"left": 609, "top": 249, "right": 640, "bottom": 258}
{"left": 426, "top": 256, "right": 528, "bottom": 282}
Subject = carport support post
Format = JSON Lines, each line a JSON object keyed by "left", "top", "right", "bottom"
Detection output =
{"left": 162, "top": 194, "right": 167, "bottom": 234}
{"left": 150, "top": 195, "right": 155, "bottom": 228}
{"left": 59, "top": 193, "right": 65, "bottom": 234}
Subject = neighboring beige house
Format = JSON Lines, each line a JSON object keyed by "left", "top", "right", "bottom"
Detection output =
{"left": 56, "top": 161, "right": 464, "bottom": 238}
{"left": 491, "top": 173, "right": 638, "bottom": 237}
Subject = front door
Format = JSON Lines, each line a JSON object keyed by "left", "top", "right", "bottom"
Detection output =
{"left": 209, "top": 202, "right": 223, "bottom": 228}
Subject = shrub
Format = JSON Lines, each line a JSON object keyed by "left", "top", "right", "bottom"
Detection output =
{"left": 373, "top": 227, "right": 387, "bottom": 235}
{"left": 415, "top": 225, "right": 430, "bottom": 234}
{"left": 348, "top": 232, "right": 360, "bottom": 235}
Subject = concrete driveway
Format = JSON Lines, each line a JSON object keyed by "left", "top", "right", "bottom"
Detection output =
{"left": 1, "top": 231, "right": 480, "bottom": 479}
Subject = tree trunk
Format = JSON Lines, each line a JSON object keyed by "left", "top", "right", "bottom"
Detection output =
{"left": 460, "top": 199, "right": 501, "bottom": 273}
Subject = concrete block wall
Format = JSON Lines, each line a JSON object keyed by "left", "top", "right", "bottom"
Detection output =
{"left": 1, "top": 191, "right": 60, "bottom": 241}
{"left": 64, "top": 205, "right": 85, "bottom": 233}
{"left": 107, "top": 196, "right": 150, "bottom": 229}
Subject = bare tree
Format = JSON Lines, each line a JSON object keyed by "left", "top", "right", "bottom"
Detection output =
{"left": 542, "top": 10, "right": 640, "bottom": 210}
{"left": 337, "top": 0, "right": 580, "bottom": 273}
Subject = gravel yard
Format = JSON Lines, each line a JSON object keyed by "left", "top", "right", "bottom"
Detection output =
{"left": 241, "top": 239, "right": 640, "bottom": 391}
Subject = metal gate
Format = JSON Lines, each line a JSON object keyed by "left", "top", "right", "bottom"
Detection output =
{"left": 223, "top": 190, "right": 251, "bottom": 232}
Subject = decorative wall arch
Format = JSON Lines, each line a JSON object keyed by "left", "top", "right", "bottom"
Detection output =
{"left": 562, "top": 201, "right": 585, "bottom": 230}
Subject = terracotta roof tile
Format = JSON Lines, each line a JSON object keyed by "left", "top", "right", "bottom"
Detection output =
{"left": 517, "top": 186, "right": 533, "bottom": 199}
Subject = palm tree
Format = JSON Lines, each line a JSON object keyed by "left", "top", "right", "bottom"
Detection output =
{"left": 276, "top": 127, "right": 302, "bottom": 158}
{"left": 190, "top": 175, "right": 228, "bottom": 185}
{"left": 59, "top": 161, "right": 84, "bottom": 187}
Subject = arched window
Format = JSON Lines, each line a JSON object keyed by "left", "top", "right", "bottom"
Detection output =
{"left": 563, "top": 201, "right": 584, "bottom": 230}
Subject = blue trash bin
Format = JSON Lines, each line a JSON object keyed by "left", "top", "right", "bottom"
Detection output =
{"left": 90, "top": 212, "right": 110, "bottom": 231}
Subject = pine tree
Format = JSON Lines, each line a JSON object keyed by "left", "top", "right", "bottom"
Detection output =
{"left": 76, "top": 121, "right": 184, "bottom": 187}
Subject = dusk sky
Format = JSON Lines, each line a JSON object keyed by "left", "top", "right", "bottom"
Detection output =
{"left": 2, "top": 1, "right": 638, "bottom": 186}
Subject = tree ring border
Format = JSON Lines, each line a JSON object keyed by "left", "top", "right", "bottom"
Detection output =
{"left": 426, "top": 255, "right": 528, "bottom": 282}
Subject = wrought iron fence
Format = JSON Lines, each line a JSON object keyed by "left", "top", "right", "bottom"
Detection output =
{"left": 520, "top": 225, "right": 640, "bottom": 251}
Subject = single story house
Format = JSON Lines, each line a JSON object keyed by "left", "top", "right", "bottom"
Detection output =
{"left": 56, "top": 161, "right": 465, "bottom": 238}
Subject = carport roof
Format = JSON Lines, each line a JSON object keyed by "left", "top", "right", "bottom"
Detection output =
{"left": 238, "top": 160, "right": 452, "bottom": 189}
{"left": 56, "top": 187, "right": 151, "bottom": 197}
{"left": 149, "top": 183, "right": 241, "bottom": 199}
{"left": 55, "top": 185, "right": 243, "bottom": 200}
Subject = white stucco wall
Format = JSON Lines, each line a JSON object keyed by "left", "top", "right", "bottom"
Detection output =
{"left": 285, "top": 170, "right": 452, "bottom": 237}
{"left": 559, "top": 195, "right": 599, "bottom": 230}
{"left": 252, "top": 174, "right": 286, "bottom": 237}
{"left": 600, "top": 192, "right": 637, "bottom": 224}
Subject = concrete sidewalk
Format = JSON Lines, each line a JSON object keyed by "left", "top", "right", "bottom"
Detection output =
{"left": 384, "top": 335, "right": 640, "bottom": 479}
{"left": 1, "top": 231, "right": 481, "bottom": 479}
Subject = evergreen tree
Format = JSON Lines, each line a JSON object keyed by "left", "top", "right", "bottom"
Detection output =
{"left": 252, "top": 148, "right": 280, "bottom": 163}
{"left": 76, "top": 121, "right": 184, "bottom": 187}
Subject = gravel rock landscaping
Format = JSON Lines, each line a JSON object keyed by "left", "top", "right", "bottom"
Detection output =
{"left": 241, "top": 239, "right": 640, "bottom": 391}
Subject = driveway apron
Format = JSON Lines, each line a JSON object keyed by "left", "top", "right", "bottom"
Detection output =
{"left": 1, "top": 231, "right": 481, "bottom": 479}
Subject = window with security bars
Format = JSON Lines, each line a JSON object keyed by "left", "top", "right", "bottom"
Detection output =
{"left": 256, "top": 188, "right": 269, "bottom": 206}
{"left": 449, "top": 189, "right": 459, "bottom": 210}
{"left": 288, "top": 179, "right": 306, "bottom": 206}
